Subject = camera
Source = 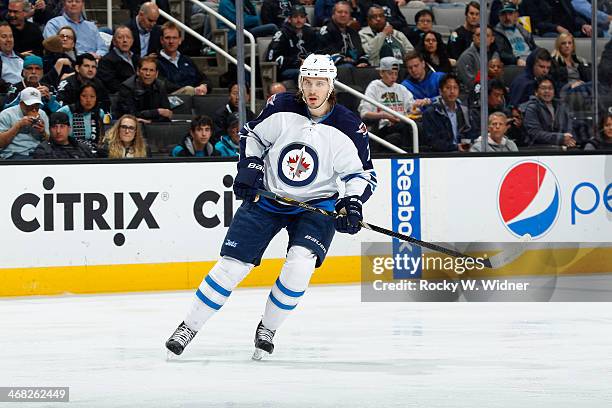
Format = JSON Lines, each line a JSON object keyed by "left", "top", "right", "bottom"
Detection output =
{"left": 30, "top": 117, "right": 41, "bottom": 126}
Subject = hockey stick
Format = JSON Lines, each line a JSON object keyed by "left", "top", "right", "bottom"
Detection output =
{"left": 256, "top": 189, "right": 530, "bottom": 270}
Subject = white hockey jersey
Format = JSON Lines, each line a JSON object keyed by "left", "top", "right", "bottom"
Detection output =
{"left": 240, "top": 92, "right": 377, "bottom": 210}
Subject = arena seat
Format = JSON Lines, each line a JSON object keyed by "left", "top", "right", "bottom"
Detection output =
{"left": 400, "top": 7, "right": 422, "bottom": 25}
{"left": 432, "top": 7, "right": 465, "bottom": 31}
{"left": 143, "top": 122, "right": 191, "bottom": 155}
{"left": 192, "top": 95, "right": 229, "bottom": 117}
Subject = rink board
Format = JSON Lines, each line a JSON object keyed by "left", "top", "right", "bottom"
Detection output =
{"left": 1, "top": 154, "right": 610, "bottom": 296}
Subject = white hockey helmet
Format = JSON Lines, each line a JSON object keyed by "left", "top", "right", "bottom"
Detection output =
{"left": 298, "top": 54, "right": 337, "bottom": 100}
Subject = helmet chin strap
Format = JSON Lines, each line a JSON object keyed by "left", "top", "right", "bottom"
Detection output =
{"left": 299, "top": 78, "right": 334, "bottom": 109}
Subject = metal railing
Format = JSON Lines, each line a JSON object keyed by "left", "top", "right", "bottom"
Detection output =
{"left": 334, "top": 82, "right": 418, "bottom": 153}
{"left": 188, "top": 0, "right": 256, "bottom": 113}
{"left": 154, "top": 1, "right": 256, "bottom": 113}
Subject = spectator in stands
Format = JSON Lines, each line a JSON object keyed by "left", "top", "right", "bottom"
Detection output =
{"left": 0, "top": 21, "right": 23, "bottom": 92}
{"left": 357, "top": 0, "right": 410, "bottom": 39}
{"left": 422, "top": 73, "right": 472, "bottom": 152}
{"left": 318, "top": 1, "right": 368, "bottom": 67}
{"left": 508, "top": 47, "right": 552, "bottom": 107}
{"left": 215, "top": 112, "right": 240, "bottom": 157}
{"left": 42, "top": 26, "right": 77, "bottom": 88}
{"left": 472, "top": 56, "right": 505, "bottom": 91}
{"left": 490, "top": 0, "right": 525, "bottom": 27}
{"left": 470, "top": 111, "right": 519, "bottom": 152}
{"left": 218, "top": 0, "right": 278, "bottom": 48}
{"left": 522, "top": 0, "right": 593, "bottom": 37}
{"left": 572, "top": 0, "right": 612, "bottom": 35}
{"left": 406, "top": 9, "right": 435, "bottom": 48}
{"left": 401, "top": 51, "right": 444, "bottom": 108}
{"left": 97, "top": 26, "right": 139, "bottom": 94}
{"left": 315, "top": 0, "right": 360, "bottom": 27}
{"left": 171, "top": 115, "right": 219, "bottom": 157}
{"left": 417, "top": 31, "right": 454, "bottom": 73}
{"left": 32, "top": 111, "right": 94, "bottom": 158}
{"left": 268, "top": 82, "right": 287, "bottom": 96}
{"left": 493, "top": 1, "right": 536, "bottom": 66}
{"left": 266, "top": 5, "right": 318, "bottom": 81}
{"left": 4, "top": 55, "right": 61, "bottom": 113}
{"left": 157, "top": 22, "right": 212, "bottom": 96}
{"left": 0, "top": 87, "right": 49, "bottom": 159}
{"left": 213, "top": 82, "right": 256, "bottom": 139}
{"left": 448, "top": 1, "right": 480, "bottom": 60}
{"left": 57, "top": 53, "right": 111, "bottom": 112}
{"left": 117, "top": 55, "right": 172, "bottom": 123}
{"left": 469, "top": 78, "right": 511, "bottom": 139}
{"left": 57, "top": 82, "right": 106, "bottom": 148}
{"left": 98, "top": 114, "right": 151, "bottom": 158}
{"left": 7, "top": 0, "right": 44, "bottom": 56}
{"left": 43, "top": 0, "right": 108, "bottom": 57}
{"left": 550, "top": 32, "right": 591, "bottom": 91}
{"left": 1, "top": 0, "right": 60, "bottom": 26}
{"left": 122, "top": 0, "right": 169, "bottom": 20}
{"left": 127, "top": 2, "right": 161, "bottom": 58}
{"left": 584, "top": 113, "right": 612, "bottom": 150}
{"left": 508, "top": 105, "right": 529, "bottom": 147}
{"left": 359, "top": 57, "right": 415, "bottom": 152}
{"left": 524, "top": 75, "right": 576, "bottom": 147}
{"left": 261, "top": 0, "right": 309, "bottom": 27}
{"left": 359, "top": 4, "right": 413, "bottom": 67}
{"left": 456, "top": 26, "right": 498, "bottom": 89}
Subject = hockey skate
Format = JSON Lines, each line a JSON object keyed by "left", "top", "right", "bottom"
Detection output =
{"left": 252, "top": 320, "right": 275, "bottom": 361}
{"left": 165, "top": 321, "right": 197, "bottom": 356}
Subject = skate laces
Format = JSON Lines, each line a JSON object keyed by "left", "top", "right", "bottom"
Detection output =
{"left": 172, "top": 323, "right": 196, "bottom": 346}
{"left": 256, "top": 321, "right": 275, "bottom": 343}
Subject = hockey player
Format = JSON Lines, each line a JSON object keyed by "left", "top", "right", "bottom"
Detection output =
{"left": 165, "top": 54, "right": 377, "bottom": 360}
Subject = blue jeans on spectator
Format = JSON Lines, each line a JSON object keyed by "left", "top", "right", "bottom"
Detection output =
{"left": 280, "top": 68, "right": 300, "bottom": 81}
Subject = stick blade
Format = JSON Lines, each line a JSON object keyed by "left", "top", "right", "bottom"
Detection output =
{"left": 483, "top": 234, "right": 532, "bottom": 269}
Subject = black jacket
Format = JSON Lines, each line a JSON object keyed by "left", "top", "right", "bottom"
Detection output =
{"left": 117, "top": 75, "right": 171, "bottom": 121}
{"left": 522, "top": 0, "right": 588, "bottom": 36}
{"left": 32, "top": 137, "right": 95, "bottom": 159}
{"left": 97, "top": 49, "right": 139, "bottom": 94}
{"left": 266, "top": 23, "right": 318, "bottom": 73}
{"left": 56, "top": 74, "right": 111, "bottom": 113}
{"left": 212, "top": 103, "right": 256, "bottom": 139}
{"left": 357, "top": 0, "right": 408, "bottom": 35}
{"left": 127, "top": 18, "right": 162, "bottom": 57}
{"left": 523, "top": 95, "right": 573, "bottom": 145}
{"left": 422, "top": 98, "right": 472, "bottom": 152}
{"left": 317, "top": 20, "right": 368, "bottom": 65}
{"left": 550, "top": 54, "right": 591, "bottom": 88}
{"left": 260, "top": 0, "right": 294, "bottom": 27}
{"left": 157, "top": 53, "right": 213, "bottom": 94}
{"left": 11, "top": 21, "right": 44, "bottom": 56}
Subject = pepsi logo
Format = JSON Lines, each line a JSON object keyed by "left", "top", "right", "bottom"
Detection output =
{"left": 277, "top": 143, "right": 319, "bottom": 187}
{"left": 498, "top": 161, "right": 561, "bottom": 239}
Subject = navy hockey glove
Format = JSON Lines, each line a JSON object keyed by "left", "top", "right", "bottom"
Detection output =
{"left": 334, "top": 196, "right": 363, "bottom": 235}
{"left": 233, "top": 157, "right": 264, "bottom": 201}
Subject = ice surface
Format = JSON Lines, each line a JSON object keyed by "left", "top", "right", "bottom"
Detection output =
{"left": 1, "top": 285, "right": 612, "bottom": 408}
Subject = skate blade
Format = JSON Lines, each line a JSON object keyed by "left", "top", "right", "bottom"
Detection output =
{"left": 252, "top": 348, "right": 270, "bottom": 361}
{"left": 166, "top": 350, "right": 181, "bottom": 361}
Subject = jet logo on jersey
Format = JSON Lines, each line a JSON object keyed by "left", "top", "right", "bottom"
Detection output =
{"left": 278, "top": 143, "right": 319, "bottom": 187}
{"left": 498, "top": 161, "right": 561, "bottom": 239}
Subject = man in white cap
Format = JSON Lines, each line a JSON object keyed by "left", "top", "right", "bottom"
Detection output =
{"left": 359, "top": 56, "right": 415, "bottom": 152}
{"left": 0, "top": 87, "right": 49, "bottom": 159}
{"left": 165, "top": 54, "right": 377, "bottom": 360}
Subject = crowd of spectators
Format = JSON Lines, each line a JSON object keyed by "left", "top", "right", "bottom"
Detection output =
{"left": 0, "top": 0, "right": 611, "bottom": 161}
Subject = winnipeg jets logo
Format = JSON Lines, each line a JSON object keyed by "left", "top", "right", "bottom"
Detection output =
{"left": 286, "top": 146, "right": 311, "bottom": 179}
{"left": 357, "top": 122, "right": 369, "bottom": 138}
{"left": 278, "top": 143, "right": 319, "bottom": 187}
{"left": 266, "top": 93, "right": 277, "bottom": 107}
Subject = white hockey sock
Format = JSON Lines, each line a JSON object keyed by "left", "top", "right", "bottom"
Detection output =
{"left": 184, "top": 256, "right": 254, "bottom": 331}
{"left": 262, "top": 246, "right": 317, "bottom": 331}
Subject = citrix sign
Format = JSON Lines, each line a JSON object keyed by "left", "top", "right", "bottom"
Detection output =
{"left": 11, "top": 176, "right": 160, "bottom": 246}
{"left": 193, "top": 174, "right": 236, "bottom": 229}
